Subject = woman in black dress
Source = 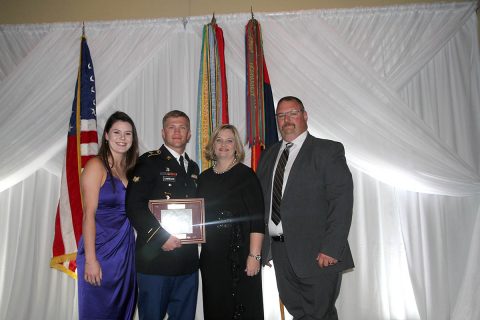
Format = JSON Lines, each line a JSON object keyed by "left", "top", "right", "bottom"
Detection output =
{"left": 198, "top": 124, "right": 265, "bottom": 319}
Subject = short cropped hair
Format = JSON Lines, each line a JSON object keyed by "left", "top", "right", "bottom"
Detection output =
{"left": 277, "top": 96, "right": 305, "bottom": 111}
{"left": 162, "top": 110, "right": 190, "bottom": 129}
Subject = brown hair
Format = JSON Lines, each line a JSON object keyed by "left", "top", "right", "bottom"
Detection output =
{"left": 98, "top": 111, "right": 139, "bottom": 184}
{"left": 277, "top": 96, "right": 305, "bottom": 111}
{"left": 162, "top": 110, "right": 190, "bottom": 129}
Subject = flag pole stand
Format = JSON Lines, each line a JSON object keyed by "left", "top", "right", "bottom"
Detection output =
{"left": 279, "top": 298, "right": 285, "bottom": 320}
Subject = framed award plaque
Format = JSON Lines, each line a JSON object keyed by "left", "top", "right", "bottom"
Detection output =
{"left": 148, "top": 198, "right": 206, "bottom": 244}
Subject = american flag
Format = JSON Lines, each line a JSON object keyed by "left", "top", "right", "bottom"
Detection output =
{"left": 50, "top": 35, "right": 97, "bottom": 278}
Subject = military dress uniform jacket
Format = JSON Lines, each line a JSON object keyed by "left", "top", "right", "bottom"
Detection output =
{"left": 126, "top": 145, "right": 200, "bottom": 276}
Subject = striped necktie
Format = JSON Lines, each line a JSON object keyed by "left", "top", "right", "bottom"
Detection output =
{"left": 271, "top": 142, "right": 293, "bottom": 225}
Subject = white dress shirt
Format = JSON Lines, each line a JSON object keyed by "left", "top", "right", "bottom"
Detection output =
{"left": 164, "top": 145, "right": 188, "bottom": 172}
{"left": 268, "top": 130, "right": 308, "bottom": 236}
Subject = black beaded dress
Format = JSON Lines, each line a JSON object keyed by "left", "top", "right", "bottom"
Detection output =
{"left": 198, "top": 163, "right": 265, "bottom": 319}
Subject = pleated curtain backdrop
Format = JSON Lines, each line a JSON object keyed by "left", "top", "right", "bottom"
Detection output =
{"left": 0, "top": 2, "right": 479, "bottom": 319}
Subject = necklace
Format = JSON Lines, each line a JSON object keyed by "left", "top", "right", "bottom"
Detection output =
{"left": 213, "top": 158, "right": 237, "bottom": 175}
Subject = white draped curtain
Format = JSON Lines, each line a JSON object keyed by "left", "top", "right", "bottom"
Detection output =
{"left": 1, "top": 2, "right": 479, "bottom": 319}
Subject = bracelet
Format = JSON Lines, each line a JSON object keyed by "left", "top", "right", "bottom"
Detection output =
{"left": 248, "top": 253, "right": 261, "bottom": 261}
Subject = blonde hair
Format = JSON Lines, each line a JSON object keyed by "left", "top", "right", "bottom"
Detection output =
{"left": 205, "top": 124, "right": 245, "bottom": 162}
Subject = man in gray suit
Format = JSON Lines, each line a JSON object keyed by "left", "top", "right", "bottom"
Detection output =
{"left": 257, "top": 96, "right": 354, "bottom": 320}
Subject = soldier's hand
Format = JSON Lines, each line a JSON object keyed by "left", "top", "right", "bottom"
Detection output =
{"left": 161, "top": 235, "right": 182, "bottom": 251}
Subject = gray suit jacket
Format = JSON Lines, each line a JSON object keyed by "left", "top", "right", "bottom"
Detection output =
{"left": 257, "top": 133, "right": 354, "bottom": 277}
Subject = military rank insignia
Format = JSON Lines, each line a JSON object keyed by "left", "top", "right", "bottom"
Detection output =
{"left": 147, "top": 149, "right": 162, "bottom": 157}
{"left": 133, "top": 176, "right": 140, "bottom": 183}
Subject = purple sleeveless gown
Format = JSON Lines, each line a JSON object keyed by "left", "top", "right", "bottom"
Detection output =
{"left": 77, "top": 174, "right": 137, "bottom": 320}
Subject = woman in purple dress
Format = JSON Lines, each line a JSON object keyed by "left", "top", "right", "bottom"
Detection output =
{"left": 77, "top": 111, "right": 139, "bottom": 319}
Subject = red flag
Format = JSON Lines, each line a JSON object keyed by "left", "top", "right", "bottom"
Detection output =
{"left": 215, "top": 24, "right": 229, "bottom": 125}
{"left": 50, "top": 35, "right": 97, "bottom": 278}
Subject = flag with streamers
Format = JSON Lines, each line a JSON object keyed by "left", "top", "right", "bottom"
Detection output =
{"left": 50, "top": 34, "right": 98, "bottom": 279}
{"left": 246, "top": 17, "right": 278, "bottom": 171}
{"left": 197, "top": 17, "right": 229, "bottom": 171}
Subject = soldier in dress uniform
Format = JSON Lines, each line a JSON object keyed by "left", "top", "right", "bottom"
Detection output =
{"left": 126, "top": 110, "right": 200, "bottom": 320}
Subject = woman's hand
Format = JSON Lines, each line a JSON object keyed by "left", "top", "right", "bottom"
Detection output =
{"left": 246, "top": 232, "right": 264, "bottom": 277}
{"left": 80, "top": 158, "right": 104, "bottom": 287}
{"left": 84, "top": 260, "right": 102, "bottom": 286}
{"left": 245, "top": 255, "right": 261, "bottom": 277}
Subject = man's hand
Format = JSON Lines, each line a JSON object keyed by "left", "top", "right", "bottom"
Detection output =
{"left": 162, "top": 235, "right": 182, "bottom": 251}
{"left": 316, "top": 253, "right": 338, "bottom": 268}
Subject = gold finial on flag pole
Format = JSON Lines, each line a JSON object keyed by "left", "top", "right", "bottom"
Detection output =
{"left": 211, "top": 12, "right": 216, "bottom": 25}
{"left": 182, "top": 17, "right": 188, "bottom": 30}
{"left": 82, "top": 21, "right": 85, "bottom": 37}
{"left": 251, "top": 6, "right": 254, "bottom": 20}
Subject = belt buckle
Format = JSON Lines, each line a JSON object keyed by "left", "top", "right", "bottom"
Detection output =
{"left": 272, "top": 234, "right": 284, "bottom": 242}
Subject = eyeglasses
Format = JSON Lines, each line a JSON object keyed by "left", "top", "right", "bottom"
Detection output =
{"left": 275, "top": 109, "right": 304, "bottom": 120}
